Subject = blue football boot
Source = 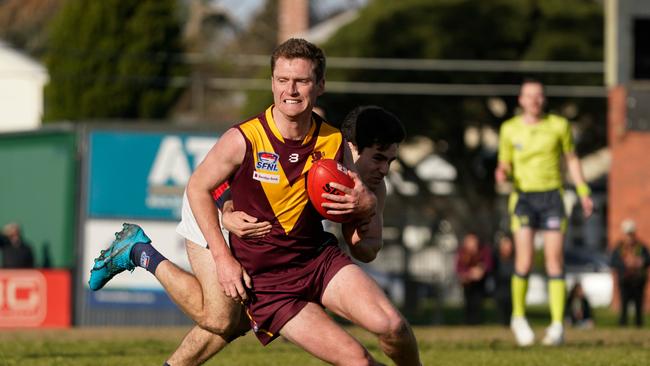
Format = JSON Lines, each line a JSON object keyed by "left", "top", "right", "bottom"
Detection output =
{"left": 88, "top": 223, "right": 151, "bottom": 291}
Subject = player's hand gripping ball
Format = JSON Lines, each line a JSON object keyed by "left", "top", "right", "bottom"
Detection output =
{"left": 307, "top": 159, "right": 354, "bottom": 223}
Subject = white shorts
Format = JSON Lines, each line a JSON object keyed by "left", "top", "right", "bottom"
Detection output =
{"left": 176, "top": 191, "right": 229, "bottom": 248}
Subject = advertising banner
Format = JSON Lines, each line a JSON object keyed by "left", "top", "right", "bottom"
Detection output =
{"left": 0, "top": 131, "right": 77, "bottom": 268}
{"left": 82, "top": 130, "right": 219, "bottom": 314}
{"left": 87, "top": 130, "right": 217, "bottom": 220}
{"left": 0, "top": 269, "right": 71, "bottom": 328}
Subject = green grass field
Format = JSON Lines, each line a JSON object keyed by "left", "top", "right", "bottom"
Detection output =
{"left": 1, "top": 322, "right": 649, "bottom": 366}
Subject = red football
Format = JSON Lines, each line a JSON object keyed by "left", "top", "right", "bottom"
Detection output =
{"left": 307, "top": 158, "right": 354, "bottom": 223}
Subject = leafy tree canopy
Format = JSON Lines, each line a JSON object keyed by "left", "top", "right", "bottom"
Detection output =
{"left": 321, "top": 0, "right": 603, "bottom": 136}
{"left": 43, "top": 0, "right": 186, "bottom": 122}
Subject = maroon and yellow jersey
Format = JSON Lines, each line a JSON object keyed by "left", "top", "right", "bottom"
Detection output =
{"left": 229, "top": 106, "right": 345, "bottom": 275}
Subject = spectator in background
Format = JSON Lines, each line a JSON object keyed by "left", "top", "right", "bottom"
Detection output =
{"left": 492, "top": 232, "right": 515, "bottom": 326}
{"left": 610, "top": 219, "right": 650, "bottom": 327}
{"left": 0, "top": 222, "right": 35, "bottom": 268}
{"left": 456, "top": 231, "right": 493, "bottom": 325}
{"left": 565, "top": 282, "right": 594, "bottom": 329}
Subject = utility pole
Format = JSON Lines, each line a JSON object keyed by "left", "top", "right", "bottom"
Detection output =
{"left": 277, "top": 0, "right": 309, "bottom": 44}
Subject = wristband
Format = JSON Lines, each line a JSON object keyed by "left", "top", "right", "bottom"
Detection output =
{"left": 576, "top": 183, "right": 591, "bottom": 198}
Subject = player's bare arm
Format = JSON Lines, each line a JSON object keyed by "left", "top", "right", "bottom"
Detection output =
{"left": 187, "top": 127, "right": 251, "bottom": 301}
{"left": 343, "top": 181, "right": 386, "bottom": 263}
{"left": 564, "top": 151, "right": 594, "bottom": 218}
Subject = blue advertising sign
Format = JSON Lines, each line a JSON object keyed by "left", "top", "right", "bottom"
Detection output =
{"left": 87, "top": 130, "right": 217, "bottom": 220}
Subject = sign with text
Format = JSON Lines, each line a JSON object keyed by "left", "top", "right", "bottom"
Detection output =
{"left": 0, "top": 270, "right": 71, "bottom": 328}
{"left": 87, "top": 130, "right": 217, "bottom": 220}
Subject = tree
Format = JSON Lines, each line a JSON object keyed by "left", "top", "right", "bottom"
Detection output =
{"left": 321, "top": 0, "right": 602, "bottom": 136}
{"left": 316, "top": 0, "right": 603, "bottom": 234}
{"left": 43, "top": 0, "right": 186, "bottom": 122}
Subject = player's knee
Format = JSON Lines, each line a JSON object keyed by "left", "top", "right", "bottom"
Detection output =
{"left": 197, "top": 313, "right": 235, "bottom": 335}
{"left": 376, "top": 311, "right": 410, "bottom": 340}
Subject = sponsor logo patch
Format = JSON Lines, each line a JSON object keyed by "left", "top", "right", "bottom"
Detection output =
{"left": 253, "top": 171, "right": 280, "bottom": 184}
{"left": 256, "top": 152, "right": 279, "bottom": 172}
{"left": 140, "top": 252, "right": 150, "bottom": 269}
{"left": 546, "top": 216, "right": 561, "bottom": 229}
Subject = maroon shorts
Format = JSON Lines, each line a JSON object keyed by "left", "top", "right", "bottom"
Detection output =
{"left": 244, "top": 244, "right": 353, "bottom": 345}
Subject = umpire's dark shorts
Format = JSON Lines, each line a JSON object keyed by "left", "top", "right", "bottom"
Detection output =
{"left": 509, "top": 189, "right": 566, "bottom": 232}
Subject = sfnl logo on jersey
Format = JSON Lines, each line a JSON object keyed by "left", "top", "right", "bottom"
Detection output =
{"left": 254, "top": 152, "right": 280, "bottom": 184}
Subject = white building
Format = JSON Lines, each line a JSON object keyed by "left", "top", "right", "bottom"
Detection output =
{"left": 0, "top": 41, "right": 48, "bottom": 132}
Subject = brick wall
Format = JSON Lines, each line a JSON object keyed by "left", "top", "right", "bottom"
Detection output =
{"left": 608, "top": 85, "right": 650, "bottom": 313}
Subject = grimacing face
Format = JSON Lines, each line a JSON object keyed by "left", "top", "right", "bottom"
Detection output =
{"left": 518, "top": 82, "right": 545, "bottom": 118}
{"left": 352, "top": 143, "right": 398, "bottom": 191}
{"left": 271, "top": 57, "right": 324, "bottom": 121}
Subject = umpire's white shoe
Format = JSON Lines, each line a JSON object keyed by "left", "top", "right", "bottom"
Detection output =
{"left": 511, "top": 316, "right": 535, "bottom": 347}
{"left": 542, "top": 322, "right": 564, "bottom": 346}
